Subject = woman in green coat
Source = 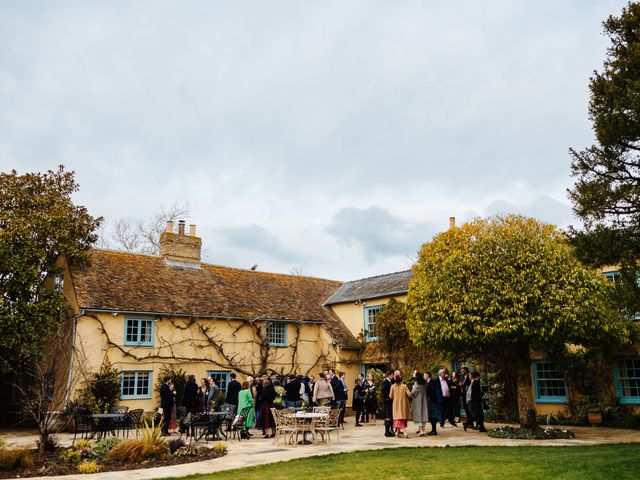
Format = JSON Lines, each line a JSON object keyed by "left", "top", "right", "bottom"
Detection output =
{"left": 236, "top": 381, "right": 256, "bottom": 433}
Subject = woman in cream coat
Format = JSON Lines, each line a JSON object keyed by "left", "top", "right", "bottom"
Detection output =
{"left": 389, "top": 372, "right": 412, "bottom": 438}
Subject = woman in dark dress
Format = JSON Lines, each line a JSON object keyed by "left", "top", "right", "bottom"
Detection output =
{"left": 450, "top": 371, "right": 461, "bottom": 421}
{"left": 256, "top": 379, "right": 276, "bottom": 438}
{"left": 352, "top": 375, "right": 366, "bottom": 426}
{"left": 364, "top": 373, "right": 378, "bottom": 424}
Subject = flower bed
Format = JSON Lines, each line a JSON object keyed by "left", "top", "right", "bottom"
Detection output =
{"left": 0, "top": 436, "right": 227, "bottom": 478}
{"left": 488, "top": 426, "right": 575, "bottom": 440}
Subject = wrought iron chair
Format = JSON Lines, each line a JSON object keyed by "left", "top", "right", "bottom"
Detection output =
{"left": 72, "top": 407, "right": 94, "bottom": 444}
{"left": 230, "top": 406, "right": 252, "bottom": 442}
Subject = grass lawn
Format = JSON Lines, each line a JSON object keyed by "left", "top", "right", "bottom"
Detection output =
{"left": 166, "top": 444, "right": 640, "bottom": 480}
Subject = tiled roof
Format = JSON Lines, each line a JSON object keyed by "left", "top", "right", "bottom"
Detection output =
{"left": 324, "top": 270, "right": 412, "bottom": 305}
{"left": 69, "top": 249, "right": 360, "bottom": 349}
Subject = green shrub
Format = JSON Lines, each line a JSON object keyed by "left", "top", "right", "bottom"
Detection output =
{"left": 77, "top": 460, "right": 101, "bottom": 474}
{"left": 141, "top": 417, "right": 164, "bottom": 442}
{"left": 173, "top": 445, "right": 207, "bottom": 458}
{"left": 90, "top": 437, "right": 122, "bottom": 459}
{"left": 488, "top": 426, "right": 575, "bottom": 439}
{"left": 607, "top": 411, "right": 640, "bottom": 429}
{"left": 0, "top": 448, "right": 34, "bottom": 471}
{"left": 79, "top": 359, "right": 121, "bottom": 413}
{"left": 59, "top": 449, "right": 82, "bottom": 464}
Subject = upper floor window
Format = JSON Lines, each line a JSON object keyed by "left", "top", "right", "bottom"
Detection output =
{"left": 53, "top": 273, "right": 64, "bottom": 291}
{"left": 604, "top": 270, "right": 621, "bottom": 283}
{"left": 121, "top": 371, "right": 152, "bottom": 399}
{"left": 124, "top": 318, "right": 154, "bottom": 346}
{"left": 266, "top": 321, "right": 288, "bottom": 347}
{"left": 365, "top": 306, "right": 382, "bottom": 342}
{"left": 615, "top": 357, "right": 640, "bottom": 405}
{"left": 532, "top": 361, "right": 568, "bottom": 403}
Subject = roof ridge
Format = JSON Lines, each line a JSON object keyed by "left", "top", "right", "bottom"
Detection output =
{"left": 90, "top": 248, "right": 343, "bottom": 284}
{"left": 343, "top": 269, "right": 412, "bottom": 284}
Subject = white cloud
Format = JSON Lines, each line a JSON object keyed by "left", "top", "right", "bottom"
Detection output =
{"left": 0, "top": 0, "right": 627, "bottom": 279}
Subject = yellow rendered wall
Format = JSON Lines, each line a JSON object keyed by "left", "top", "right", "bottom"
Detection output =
{"left": 329, "top": 294, "right": 407, "bottom": 340}
{"left": 71, "top": 312, "right": 340, "bottom": 411}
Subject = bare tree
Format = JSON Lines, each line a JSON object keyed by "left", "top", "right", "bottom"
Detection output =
{"left": 102, "top": 202, "right": 190, "bottom": 254}
{"left": 15, "top": 320, "right": 82, "bottom": 458}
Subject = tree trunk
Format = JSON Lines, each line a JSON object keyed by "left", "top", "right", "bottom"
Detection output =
{"left": 515, "top": 360, "right": 538, "bottom": 428}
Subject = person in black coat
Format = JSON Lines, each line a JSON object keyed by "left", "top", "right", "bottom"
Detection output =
{"left": 460, "top": 367, "right": 473, "bottom": 428}
{"left": 352, "top": 375, "right": 366, "bottom": 426}
{"left": 226, "top": 373, "right": 241, "bottom": 406}
{"left": 159, "top": 376, "right": 173, "bottom": 435}
{"left": 284, "top": 374, "right": 302, "bottom": 407}
{"left": 466, "top": 371, "right": 486, "bottom": 432}
{"left": 425, "top": 371, "right": 440, "bottom": 435}
{"left": 381, "top": 370, "right": 395, "bottom": 437}
{"left": 182, "top": 375, "right": 200, "bottom": 413}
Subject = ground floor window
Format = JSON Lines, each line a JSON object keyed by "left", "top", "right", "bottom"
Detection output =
{"left": 121, "top": 371, "right": 152, "bottom": 399}
{"left": 615, "top": 357, "right": 640, "bottom": 405}
{"left": 532, "top": 361, "right": 567, "bottom": 403}
{"left": 207, "top": 370, "right": 230, "bottom": 398}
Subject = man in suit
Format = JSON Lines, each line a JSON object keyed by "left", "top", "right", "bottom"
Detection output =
{"left": 284, "top": 373, "right": 302, "bottom": 408}
{"left": 460, "top": 367, "right": 473, "bottom": 429}
{"left": 206, "top": 377, "right": 220, "bottom": 411}
{"left": 226, "top": 373, "right": 241, "bottom": 407}
{"left": 159, "top": 376, "right": 173, "bottom": 435}
{"left": 466, "top": 371, "right": 487, "bottom": 432}
{"left": 381, "top": 370, "right": 395, "bottom": 437}
{"left": 437, "top": 369, "right": 457, "bottom": 427}
{"left": 329, "top": 369, "right": 346, "bottom": 424}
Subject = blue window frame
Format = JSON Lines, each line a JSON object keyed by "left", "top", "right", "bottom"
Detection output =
{"left": 266, "top": 321, "right": 288, "bottom": 347}
{"left": 121, "top": 371, "right": 152, "bottom": 399}
{"left": 364, "top": 306, "right": 382, "bottom": 342}
{"left": 124, "top": 318, "right": 154, "bottom": 346}
{"left": 604, "top": 270, "right": 621, "bottom": 283}
{"left": 532, "top": 361, "right": 568, "bottom": 403}
{"left": 614, "top": 357, "right": 640, "bottom": 405}
{"left": 206, "top": 371, "right": 230, "bottom": 397}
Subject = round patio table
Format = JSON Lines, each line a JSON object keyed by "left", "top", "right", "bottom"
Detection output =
{"left": 91, "top": 413, "right": 126, "bottom": 440}
{"left": 288, "top": 412, "right": 327, "bottom": 445}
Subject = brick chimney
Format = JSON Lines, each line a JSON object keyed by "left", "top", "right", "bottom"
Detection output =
{"left": 449, "top": 216, "right": 456, "bottom": 230}
{"left": 159, "top": 220, "right": 202, "bottom": 265}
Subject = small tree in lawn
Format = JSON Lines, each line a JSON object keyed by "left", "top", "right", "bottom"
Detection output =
{"left": 406, "top": 215, "right": 632, "bottom": 428}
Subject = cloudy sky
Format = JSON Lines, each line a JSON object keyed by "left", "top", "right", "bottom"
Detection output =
{"left": 0, "top": 1, "right": 628, "bottom": 280}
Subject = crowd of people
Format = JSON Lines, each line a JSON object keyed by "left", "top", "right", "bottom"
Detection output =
{"left": 157, "top": 366, "right": 486, "bottom": 439}
{"left": 381, "top": 367, "right": 486, "bottom": 438}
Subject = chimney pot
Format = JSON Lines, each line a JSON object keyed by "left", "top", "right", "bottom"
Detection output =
{"left": 178, "top": 220, "right": 185, "bottom": 235}
{"left": 166, "top": 220, "right": 174, "bottom": 233}
{"left": 189, "top": 224, "right": 196, "bottom": 237}
{"left": 449, "top": 216, "right": 456, "bottom": 230}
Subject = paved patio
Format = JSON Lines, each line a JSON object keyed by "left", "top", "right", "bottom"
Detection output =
{"left": 2, "top": 421, "right": 639, "bottom": 480}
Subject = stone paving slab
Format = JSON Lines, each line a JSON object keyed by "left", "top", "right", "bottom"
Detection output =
{"left": 2, "top": 421, "right": 639, "bottom": 480}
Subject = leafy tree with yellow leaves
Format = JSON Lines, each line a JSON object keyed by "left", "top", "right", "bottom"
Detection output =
{"left": 407, "top": 215, "right": 632, "bottom": 428}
